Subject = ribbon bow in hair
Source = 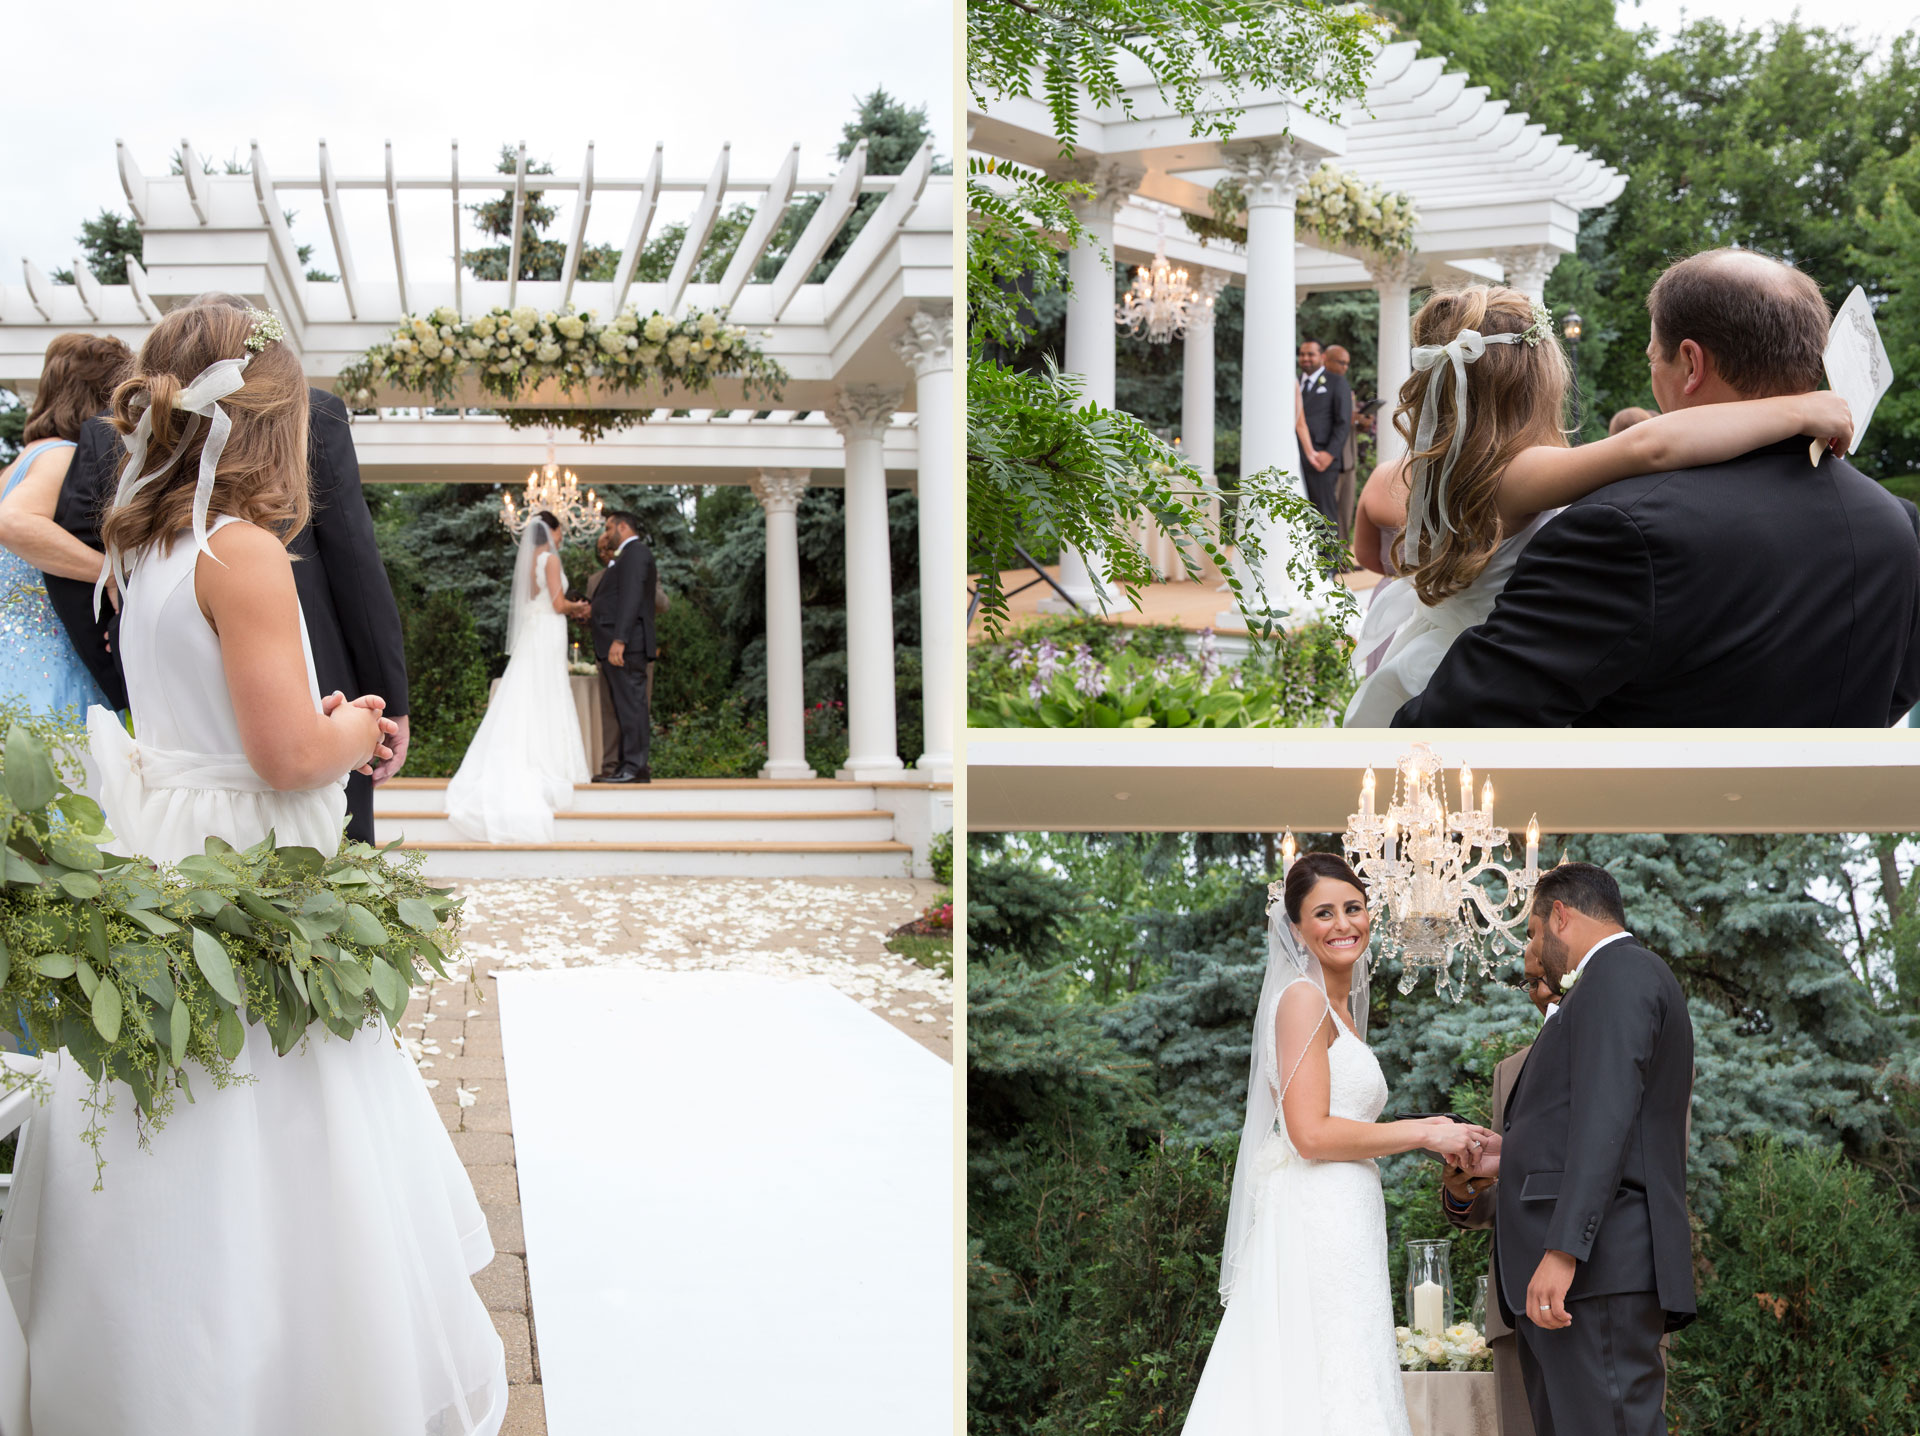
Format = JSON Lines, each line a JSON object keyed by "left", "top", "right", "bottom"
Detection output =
{"left": 95, "top": 355, "right": 251, "bottom": 619}
{"left": 1402, "top": 327, "right": 1527, "bottom": 563}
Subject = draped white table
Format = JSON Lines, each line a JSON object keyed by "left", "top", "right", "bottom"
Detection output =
{"left": 1402, "top": 1371, "right": 1498, "bottom": 1436}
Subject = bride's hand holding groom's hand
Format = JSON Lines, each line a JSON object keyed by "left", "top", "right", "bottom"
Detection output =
{"left": 1418, "top": 1117, "right": 1499, "bottom": 1168}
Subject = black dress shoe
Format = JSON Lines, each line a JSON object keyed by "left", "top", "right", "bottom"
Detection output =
{"left": 603, "top": 766, "right": 641, "bottom": 783}
{"left": 633, "top": 766, "right": 652, "bottom": 784}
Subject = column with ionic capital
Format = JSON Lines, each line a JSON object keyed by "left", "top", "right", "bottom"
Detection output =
{"left": 750, "top": 469, "right": 815, "bottom": 781}
{"left": 1493, "top": 245, "right": 1560, "bottom": 304}
{"left": 894, "top": 306, "right": 954, "bottom": 780}
{"left": 827, "top": 385, "right": 906, "bottom": 780}
{"left": 1175, "top": 270, "right": 1229, "bottom": 583}
{"left": 1364, "top": 249, "right": 1427, "bottom": 468}
{"left": 1224, "top": 139, "right": 1319, "bottom": 625}
{"left": 1048, "top": 159, "right": 1143, "bottom": 610}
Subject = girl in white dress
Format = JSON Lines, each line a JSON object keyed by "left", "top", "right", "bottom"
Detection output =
{"left": 0, "top": 299, "right": 508, "bottom": 1435}
{"left": 445, "top": 510, "right": 592, "bottom": 844}
{"left": 1344, "top": 285, "right": 1857, "bottom": 725}
{"left": 1183, "top": 853, "right": 1495, "bottom": 1436}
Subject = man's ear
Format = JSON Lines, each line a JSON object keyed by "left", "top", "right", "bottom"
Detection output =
{"left": 1678, "top": 338, "right": 1710, "bottom": 396}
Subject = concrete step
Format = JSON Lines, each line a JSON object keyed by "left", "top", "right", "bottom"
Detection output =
{"left": 378, "top": 809, "right": 899, "bottom": 845}
{"left": 399, "top": 841, "right": 917, "bottom": 879}
{"left": 374, "top": 778, "right": 892, "bottom": 817}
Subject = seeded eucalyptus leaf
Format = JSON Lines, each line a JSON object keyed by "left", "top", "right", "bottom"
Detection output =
{"left": 342, "top": 904, "right": 389, "bottom": 948}
{"left": 91, "top": 979, "right": 122, "bottom": 1043}
{"left": 277, "top": 846, "right": 326, "bottom": 879}
{"left": 123, "top": 907, "right": 180, "bottom": 937}
{"left": 396, "top": 897, "right": 439, "bottom": 934}
{"left": 190, "top": 928, "right": 242, "bottom": 1006}
{"left": 236, "top": 892, "right": 293, "bottom": 931}
{"left": 333, "top": 958, "right": 372, "bottom": 997}
{"left": 87, "top": 910, "right": 109, "bottom": 966}
{"left": 369, "top": 955, "right": 406, "bottom": 1012}
{"left": 285, "top": 960, "right": 309, "bottom": 1006}
{"left": 75, "top": 958, "right": 98, "bottom": 1000}
{"left": 46, "top": 833, "right": 104, "bottom": 871}
{"left": 4, "top": 724, "right": 57, "bottom": 814}
{"left": 325, "top": 868, "right": 374, "bottom": 887}
{"left": 216, "top": 1005, "right": 245, "bottom": 1061}
{"left": 56, "top": 869, "right": 102, "bottom": 898}
{"left": 55, "top": 792, "right": 106, "bottom": 833}
{"left": 168, "top": 992, "right": 189, "bottom": 1066}
{"left": 4, "top": 850, "right": 43, "bottom": 886}
{"left": 183, "top": 888, "right": 226, "bottom": 917}
{"left": 215, "top": 905, "right": 254, "bottom": 940}
{"left": 0, "top": 934, "right": 11, "bottom": 986}
{"left": 129, "top": 999, "right": 156, "bottom": 1044}
{"left": 177, "top": 855, "right": 235, "bottom": 885}
{"left": 33, "top": 951, "right": 76, "bottom": 979}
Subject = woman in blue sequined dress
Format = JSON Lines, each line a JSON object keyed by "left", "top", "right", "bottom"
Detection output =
{"left": 0, "top": 334, "right": 131, "bottom": 719}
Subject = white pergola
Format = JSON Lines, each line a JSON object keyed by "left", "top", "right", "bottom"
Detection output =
{"left": 969, "top": 36, "right": 1625, "bottom": 616}
{"left": 0, "top": 138, "right": 955, "bottom": 782}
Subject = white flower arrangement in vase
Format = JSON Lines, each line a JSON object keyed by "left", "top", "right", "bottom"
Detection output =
{"left": 1396, "top": 1322, "right": 1494, "bottom": 1372}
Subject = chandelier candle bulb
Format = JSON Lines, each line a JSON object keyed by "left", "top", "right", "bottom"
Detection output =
{"left": 1482, "top": 779, "right": 1494, "bottom": 826}
{"left": 1282, "top": 830, "right": 1296, "bottom": 873}
{"left": 1460, "top": 764, "right": 1473, "bottom": 814}
{"left": 1361, "top": 767, "right": 1375, "bottom": 820}
{"left": 1526, "top": 817, "right": 1540, "bottom": 875}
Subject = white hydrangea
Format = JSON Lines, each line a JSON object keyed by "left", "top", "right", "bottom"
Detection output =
{"left": 511, "top": 306, "right": 539, "bottom": 332}
{"left": 557, "top": 315, "right": 587, "bottom": 340}
{"left": 643, "top": 313, "right": 673, "bottom": 344}
{"left": 696, "top": 311, "right": 720, "bottom": 337}
{"left": 431, "top": 305, "right": 459, "bottom": 327}
{"left": 535, "top": 341, "right": 563, "bottom": 364}
{"left": 474, "top": 314, "right": 498, "bottom": 337}
{"left": 597, "top": 328, "right": 627, "bottom": 356}
{"left": 420, "top": 337, "right": 444, "bottom": 358}
{"left": 666, "top": 334, "right": 691, "bottom": 363}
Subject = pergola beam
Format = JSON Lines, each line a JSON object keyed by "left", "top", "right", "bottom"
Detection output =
{"left": 179, "top": 139, "right": 209, "bottom": 224}
{"left": 450, "top": 141, "right": 463, "bottom": 315}
{"left": 116, "top": 140, "right": 148, "bottom": 224}
{"left": 506, "top": 142, "right": 528, "bottom": 309}
{"left": 318, "top": 139, "right": 361, "bottom": 319}
{"left": 715, "top": 143, "right": 798, "bottom": 311}
{"left": 609, "top": 144, "right": 663, "bottom": 312}
{"left": 663, "top": 143, "right": 731, "bottom": 315}
{"left": 385, "top": 142, "right": 410, "bottom": 314}
{"left": 769, "top": 139, "right": 866, "bottom": 320}
{"left": 560, "top": 142, "right": 595, "bottom": 307}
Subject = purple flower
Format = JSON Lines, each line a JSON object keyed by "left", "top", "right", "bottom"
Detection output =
{"left": 1196, "top": 627, "right": 1221, "bottom": 683}
{"left": 1071, "top": 644, "right": 1106, "bottom": 698}
{"left": 1034, "top": 638, "right": 1063, "bottom": 685}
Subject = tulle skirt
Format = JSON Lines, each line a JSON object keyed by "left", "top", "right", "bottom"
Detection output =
{"left": 0, "top": 715, "right": 508, "bottom": 1436}
{"left": 1182, "top": 1140, "right": 1411, "bottom": 1436}
{"left": 446, "top": 612, "right": 591, "bottom": 845}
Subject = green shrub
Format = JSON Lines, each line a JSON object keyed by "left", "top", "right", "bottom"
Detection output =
{"left": 929, "top": 829, "right": 953, "bottom": 887}
{"left": 803, "top": 698, "right": 849, "bottom": 777}
{"left": 651, "top": 596, "right": 736, "bottom": 718}
{"left": 400, "top": 591, "right": 491, "bottom": 777}
{"left": 1667, "top": 1140, "right": 1920, "bottom": 1433}
{"left": 648, "top": 696, "right": 768, "bottom": 779}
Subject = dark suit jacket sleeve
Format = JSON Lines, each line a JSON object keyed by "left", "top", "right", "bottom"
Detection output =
{"left": 1393, "top": 501, "right": 1657, "bottom": 726}
{"left": 307, "top": 393, "right": 409, "bottom": 717}
{"left": 611, "top": 544, "right": 647, "bottom": 649}
{"left": 1546, "top": 955, "right": 1663, "bottom": 1262}
{"left": 1324, "top": 374, "right": 1352, "bottom": 463}
{"left": 1893, "top": 498, "right": 1920, "bottom": 722}
{"left": 42, "top": 415, "right": 127, "bottom": 711}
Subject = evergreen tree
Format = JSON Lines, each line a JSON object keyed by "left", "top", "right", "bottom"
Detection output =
{"left": 462, "top": 147, "right": 620, "bottom": 283}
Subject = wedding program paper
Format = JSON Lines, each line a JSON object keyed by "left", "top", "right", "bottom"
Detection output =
{"left": 1813, "top": 285, "right": 1894, "bottom": 463}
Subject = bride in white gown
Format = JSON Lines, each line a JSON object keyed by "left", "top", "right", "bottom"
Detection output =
{"left": 0, "top": 300, "right": 507, "bottom": 1435}
{"left": 445, "top": 511, "right": 592, "bottom": 844}
{"left": 1182, "top": 852, "right": 1493, "bottom": 1436}
{"left": 1343, "top": 285, "right": 1856, "bottom": 726}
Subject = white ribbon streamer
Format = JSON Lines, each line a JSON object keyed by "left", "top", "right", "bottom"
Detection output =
{"left": 1403, "top": 328, "right": 1526, "bottom": 564}
{"left": 96, "top": 355, "right": 252, "bottom": 618}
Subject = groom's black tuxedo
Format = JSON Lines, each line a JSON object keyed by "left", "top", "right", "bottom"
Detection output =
{"left": 1394, "top": 438, "right": 1920, "bottom": 726}
{"left": 43, "top": 390, "right": 408, "bottom": 844}
{"left": 1495, "top": 935, "right": 1694, "bottom": 1435}
{"left": 1298, "top": 368, "right": 1352, "bottom": 526}
{"left": 588, "top": 536, "right": 657, "bottom": 772}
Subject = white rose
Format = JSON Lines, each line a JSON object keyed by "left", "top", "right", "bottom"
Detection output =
{"left": 466, "top": 339, "right": 489, "bottom": 359}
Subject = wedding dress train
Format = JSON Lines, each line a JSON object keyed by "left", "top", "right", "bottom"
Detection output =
{"left": 1343, "top": 509, "right": 1558, "bottom": 727}
{"left": 446, "top": 546, "right": 591, "bottom": 844}
{"left": 1182, "top": 980, "right": 1411, "bottom": 1436}
{"left": 0, "top": 517, "right": 507, "bottom": 1436}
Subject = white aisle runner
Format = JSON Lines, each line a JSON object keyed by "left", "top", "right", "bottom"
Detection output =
{"left": 495, "top": 968, "right": 953, "bottom": 1435}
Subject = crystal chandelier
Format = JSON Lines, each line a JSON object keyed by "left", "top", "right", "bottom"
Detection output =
{"left": 1115, "top": 220, "right": 1205, "bottom": 344}
{"left": 1334, "top": 743, "right": 1542, "bottom": 1000}
{"left": 499, "top": 439, "right": 604, "bottom": 537}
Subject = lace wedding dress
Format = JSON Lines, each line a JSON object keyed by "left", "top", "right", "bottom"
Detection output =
{"left": 1343, "top": 508, "right": 1558, "bottom": 727}
{"left": 1182, "top": 979, "right": 1412, "bottom": 1436}
{"left": 446, "top": 534, "right": 591, "bottom": 844}
{"left": 0, "top": 517, "right": 507, "bottom": 1436}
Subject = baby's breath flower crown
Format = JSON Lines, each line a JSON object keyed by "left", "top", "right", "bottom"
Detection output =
{"left": 0, "top": 712, "right": 463, "bottom": 1184}
{"left": 244, "top": 306, "right": 286, "bottom": 352}
{"left": 335, "top": 302, "right": 787, "bottom": 440}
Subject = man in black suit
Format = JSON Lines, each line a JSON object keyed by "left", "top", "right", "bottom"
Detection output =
{"left": 1296, "top": 336, "right": 1352, "bottom": 529}
{"left": 1480, "top": 863, "right": 1694, "bottom": 1436}
{"left": 1396, "top": 248, "right": 1920, "bottom": 725}
{"left": 43, "top": 294, "right": 409, "bottom": 844}
{"left": 588, "top": 509, "right": 656, "bottom": 783}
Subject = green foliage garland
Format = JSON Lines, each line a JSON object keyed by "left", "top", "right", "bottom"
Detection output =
{"left": 335, "top": 303, "right": 786, "bottom": 437}
{"left": 0, "top": 719, "right": 462, "bottom": 1182}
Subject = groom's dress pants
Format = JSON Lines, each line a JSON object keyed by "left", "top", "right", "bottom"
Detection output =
{"left": 602, "top": 657, "right": 652, "bottom": 771}
{"left": 1515, "top": 1291, "right": 1666, "bottom": 1436}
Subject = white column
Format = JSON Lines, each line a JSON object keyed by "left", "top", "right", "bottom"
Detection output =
{"left": 1493, "top": 245, "right": 1560, "bottom": 304}
{"left": 750, "top": 469, "right": 816, "bottom": 781}
{"left": 894, "top": 306, "right": 954, "bottom": 781}
{"left": 1365, "top": 251, "right": 1426, "bottom": 468}
{"left": 1222, "top": 139, "right": 1319, "bottom": 627}
{"left": 1046, "top": 160, "right": 1142, "bottom": 611}
{"left": 827, "top": 385, "right": 906, "bottom": 781}
{"left": 1181, "top": 270, "right": 1227, "bottom": 479}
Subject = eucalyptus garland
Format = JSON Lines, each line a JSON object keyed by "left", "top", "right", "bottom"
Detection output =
{"left": 335, "top": 302, "right": 788, "bottom": 438}
{"left": 0, "top": 718, "right": 463, "bottom": 1181}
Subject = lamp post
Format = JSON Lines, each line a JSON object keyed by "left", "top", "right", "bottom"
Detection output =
{"left": 1561, "top": 310, "right": 1584, "bottom": 444}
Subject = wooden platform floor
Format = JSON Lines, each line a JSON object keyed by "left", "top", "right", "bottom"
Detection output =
{"left": 968, "top": 564, "right": 1381, "bottom": 641}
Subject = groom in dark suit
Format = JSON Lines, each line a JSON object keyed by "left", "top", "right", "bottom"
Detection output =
{"left": 1485, "top": 863, "right": 1694, "bottom": 1436}
{"left": 43, "top": 293, "right": 408, "bottom": 844}
{"left": 1396, "top": 248, "right": 1920, "bottom": 725}
{"left": 588, "top": 509, "right": 656, "bottom": 783}
{"left": 1297, "top": 337, "right": 1352, "bottom": 529}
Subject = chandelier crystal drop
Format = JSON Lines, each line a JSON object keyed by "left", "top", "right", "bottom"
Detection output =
{"left": 499, "top": 440, "right": 604, "bottom": 537}
{"left": 1339, "top": 743, "right": 1541, "bottom": 1000}
{"left": 1115, "top": 228, "right": 1205, "bottom": 344}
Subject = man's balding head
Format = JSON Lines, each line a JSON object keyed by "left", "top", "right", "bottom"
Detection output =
{"left": 1646, "top": 248, "right": 1829, "bottom": 409}
{"left": 1322, "top": 345, "right": 1351, "bottom": 375}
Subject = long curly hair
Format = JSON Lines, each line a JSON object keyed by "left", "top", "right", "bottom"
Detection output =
{"left": 100, "top": 298, "right": 310, "bottom": 567}
{"left": 22, "top": 333, "right": 132, "bottom": 445}
{"left": 1392, "top": 285, "right": 1571, "bottom": 604}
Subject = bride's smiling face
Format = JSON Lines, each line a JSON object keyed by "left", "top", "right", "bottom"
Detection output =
{"left": 1295, "top": 877, "right": 1370, "bottom": 971}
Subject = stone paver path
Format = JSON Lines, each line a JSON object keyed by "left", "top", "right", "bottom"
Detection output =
{"left": 398, "top": 875, "right": 949, "bottom": 1434}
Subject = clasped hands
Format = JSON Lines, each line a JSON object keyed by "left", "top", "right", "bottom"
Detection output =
{"left": 321, "top": 691, "right": 400, "bottom": 776}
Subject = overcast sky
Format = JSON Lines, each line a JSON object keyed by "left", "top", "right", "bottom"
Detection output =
{"left": 0, "top": 0, "right": 952, "bottom": 286}
{"left": 1621, "top": 0, "right": 1915, "bottom": 47}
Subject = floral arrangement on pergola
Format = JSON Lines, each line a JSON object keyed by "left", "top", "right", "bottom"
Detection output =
{"left": 335, "top": 302, "right": 789, "bottom": 440}
{"left": 1186, "top": 162, "right": 1419, "bottom": 257}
